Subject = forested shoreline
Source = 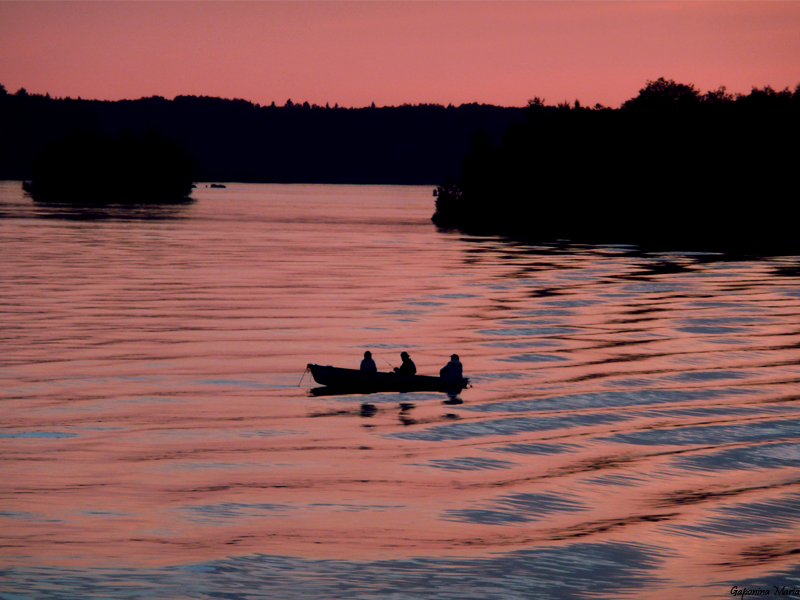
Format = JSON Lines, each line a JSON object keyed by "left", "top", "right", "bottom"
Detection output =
{"left": 433, "top": 79, "right": 800, "bottom": 249}
{"left": 5, "top": 79, "right": 799, "bottom": 247}
{"left": 0, "top": 84, "right": 523, "bottom": 185}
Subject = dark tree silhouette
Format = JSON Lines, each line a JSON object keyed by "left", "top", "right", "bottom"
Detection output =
{"left": 22, "top": 131, "right": 194, "bottom": 204}
{"left": 0, "top": 87, "right": 524, "bottom": 184}
{"left": 433, "top": 79, "right": 800, "bottom": 250}
{"left": 621, "top": 77, "right": 701, "bottom": 111}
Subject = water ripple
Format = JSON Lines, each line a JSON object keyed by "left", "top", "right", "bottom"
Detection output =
{"left": 0, "top": 542, "right": 667, "bottom": 600}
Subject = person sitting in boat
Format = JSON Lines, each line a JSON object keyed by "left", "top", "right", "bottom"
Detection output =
{"left": 440, "top": 354, "right": 463, "bottom": 381}
{"left": 360, "top": 350, "right": 377, "bottom": 372}
{"left": 393, "top": 351, "right": 416, "bottom": 376}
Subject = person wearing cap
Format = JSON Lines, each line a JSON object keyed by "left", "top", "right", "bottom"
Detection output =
{"left": 440, "top": 354, "right": 463, "bottom": 381}
{"left": 393, "top": 351, "right": 416, "bottom": 376}
{"left": 360, "top": 350, "right": 377, "bottom": 372}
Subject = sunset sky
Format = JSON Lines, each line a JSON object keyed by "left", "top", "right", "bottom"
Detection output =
{"left": 1, "top": 1, "right": 798, "bottom": 108}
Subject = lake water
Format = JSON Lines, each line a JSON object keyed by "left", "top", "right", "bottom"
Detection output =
{"left": 2, "top": 182, "right": 800, "bottom": 599}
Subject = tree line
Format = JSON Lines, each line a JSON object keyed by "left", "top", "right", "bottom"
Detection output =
{"left": 0, "top": 84, "right": 523, "bottom": 185}
{"left": 432, "top": 79, "right": 800, "bottom": 249}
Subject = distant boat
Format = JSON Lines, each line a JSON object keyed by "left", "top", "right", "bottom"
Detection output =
{"left": 209, "top": 183, "right": 227, "bottom": 188}
{"left": 307, "top": 364, "right": 469, "bottom": 393}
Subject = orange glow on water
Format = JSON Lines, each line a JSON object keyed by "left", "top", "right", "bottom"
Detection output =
{"left": 4, "top": 183, "right": 800, "bottom": 600}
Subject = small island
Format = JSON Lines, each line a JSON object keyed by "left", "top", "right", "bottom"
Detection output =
{"left": 22, "top": 131, "right": 195, "bottom": 204}
{"left": 433, "top": 79, "right": 800, "bottom": 250}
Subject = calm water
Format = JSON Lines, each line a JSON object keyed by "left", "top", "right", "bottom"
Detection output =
{"left": 3, "top": 182, "right": 800, "bottom": 599}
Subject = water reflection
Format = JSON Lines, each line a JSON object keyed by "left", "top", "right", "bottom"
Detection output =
{"left": 490, "top": 442, "right": 582, "bottom": 455}
{"left": 670, "top": 492, "right": 800, "bottom": 537}
{"left": 181, "top": 502, "right": 293, "bottom": 524}
{"left": 390, "top": 412, "right": 632, "bottom": 441}
{"left": 671, "top": 441, "right": 800, "bottom": 472}
{"left": 421, "top": 456, "right": 516, "bottom": 472}
{"left": 3, "top": 183, "right": 800, "bottom": 598}
{"left": 605, "top": 417, "right": 800, "bottom": 447}
{"left": 443, "top": 492, "right": 587, "bottom": 524}
{"left": 24, "top": 195, "right": 196, "bottom": 221}
{"left": 3, "top": 542, "right": 667, "bottom": 600}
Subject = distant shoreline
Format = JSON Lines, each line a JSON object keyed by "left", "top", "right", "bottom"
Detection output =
{"left": 0, "top": 85, "right": 523, "bottom": 185}
{"left": 432, "top": 79, "right": 800, "bottom": 251}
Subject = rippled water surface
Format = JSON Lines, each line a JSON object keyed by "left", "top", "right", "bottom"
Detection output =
{"left": 3, "top": 182, "right": 800, "bottom": 599}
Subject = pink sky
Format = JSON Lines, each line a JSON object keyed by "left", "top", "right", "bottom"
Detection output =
{"left": 1, "top": 1, "right": 798, "bottom": 108}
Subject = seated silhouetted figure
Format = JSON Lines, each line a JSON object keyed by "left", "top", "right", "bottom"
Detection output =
{"left": 393, "top": 352, "right": 416, "bottom": 376}
{"left": 440, "top": 354, "right": 463, "bottom": 381}
{"left": 360, "top": 350, "right": 377, "bottom": 372}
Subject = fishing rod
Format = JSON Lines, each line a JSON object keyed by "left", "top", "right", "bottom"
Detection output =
{"left": 297, "top": 365, "right": 310, "bottom": 387}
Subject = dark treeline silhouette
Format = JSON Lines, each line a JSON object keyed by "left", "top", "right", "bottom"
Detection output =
{"left": 0, "top": 83, "right": 524, "bottom": 185}
{"left": 22, "top": 130, "right": 194, "bottom": 204}
{"left": 433, "top": 79, "right": 800, "bottom": 249}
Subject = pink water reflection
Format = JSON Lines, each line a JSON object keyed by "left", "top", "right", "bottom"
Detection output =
{"left": 2, "top": 182, "right": 800, "bottom": 597}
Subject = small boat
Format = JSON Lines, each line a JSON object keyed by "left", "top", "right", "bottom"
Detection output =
{"left": 307, "top": 364, "right": 469, "bottom": 393}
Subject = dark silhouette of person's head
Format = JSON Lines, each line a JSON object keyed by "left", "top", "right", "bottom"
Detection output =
{"left": 364, "top": 351, "right": 372, "bottom": 359}
{"left": 401, "top": 352, "right": 410, "bottom": 361}
{"left": 451, "top": 354, "right": 459, "bottom": 361}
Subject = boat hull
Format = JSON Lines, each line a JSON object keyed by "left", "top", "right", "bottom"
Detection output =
{"left": 307, "top": 364, "right": 468, "bottom": 392}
